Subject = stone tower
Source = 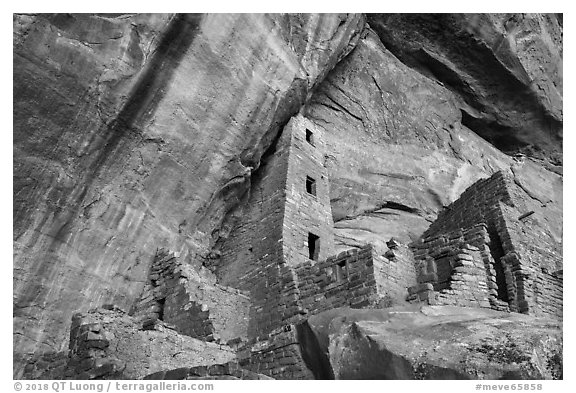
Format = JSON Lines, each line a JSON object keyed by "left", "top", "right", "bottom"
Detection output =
{"left": 282, "top": 115, "right": 335, "bottom": 266}
{"left": 215, "top": 114, "right": 336, "bottom": 337}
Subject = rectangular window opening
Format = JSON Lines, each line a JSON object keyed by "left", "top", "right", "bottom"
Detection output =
{"left": 308, "top": 233, "right": 320, "bottom": 261}
{"left": 335, "top": 261, "right": 347, "bottom": 282}
{"left": 157, "top": 297, "right": 166, "bottom": 321}
{"left": 306, "top": 176, "right": 317, "bottom": 196}
{"left": 306, "top": 129, "right": 315, "bottom": 146}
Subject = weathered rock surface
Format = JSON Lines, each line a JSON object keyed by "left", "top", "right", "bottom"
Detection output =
{"left": 306, "top": 306, "right": 562, "bottom": 379}
{"left": 13, "top": 13, "right": 364, "bottom": 376}
{"left": 305, "top": 27, "right": 562, "bottom": 250}
{"left": 367, "top": 14, "right": 563, "bottom": 165}
{"left": 143, "top": 362, "right": 274, "bottom": 380}
{"left": 13, "top": 13, "right": 562, "bottom": 379}
{"left": 23, "top": 306, "right": 236, "bottom": 380}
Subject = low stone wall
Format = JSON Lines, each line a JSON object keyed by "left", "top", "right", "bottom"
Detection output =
{"left": 20, "top": 351, "right": 70, "bottom": 380}
{"left": 434, "top": 246, "right": 491, "bottom": 308}
{"left": 143, "top": 362, "right": 273, "bottom": 380}
{"left": 132, "top": 249, "right": 250, "bottom": 343}
{"left": 237, "top": 325, "right": 316, "bottom": 380}
{"left": 373, "top": 241, "right": 417, "bottom": 304}
{"left": 66, "top": 306, "right": 235, "bottom": 379}
{"left": 531, "top": 270, "right": 562, "bottom": 319}
{"left": 296, "top": 245, "right": 379, "bottom": 315}
{"left": 296, "top": 242, "right": 415, "bottom": 316}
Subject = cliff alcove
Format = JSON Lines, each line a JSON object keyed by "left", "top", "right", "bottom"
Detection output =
{"left": 13, "top": 13, "right": 562, "bottom": 380}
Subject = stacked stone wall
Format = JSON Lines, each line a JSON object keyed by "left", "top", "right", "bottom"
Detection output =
{"left": 213, "top": 115, "right": 337, "bottom": 338}
{"left": 411, "top": 224, "right": 509, "bottom": 311}
{"left": 237, "top": 325, "right": 315, "bottom": 380}
{"left": 282, "top": 116, "right": 335, "bottom": 265}
{"left": 295, "top": 245, "right": 379, "bottom": 315}
{"left": 417, "top": 171, "right": 562, "bottom": 319}
{"left": 532, "top": 271, "right": 563, "bottom": 319}
{"left": 143, "top": 362, "right": 273, "bottom": 380}
{"left": 132, "top": 249, "right": 251, "bottom": 342}
{"left": 423, "top": 172, "right": 513, "bottom": 238}
{"left": 496, "top": 202, "right": 562, "bottom": 319}
{"left": 66, "top": 306, "right": 235, "bottom": 380}
{"left": 373, "top": 242, "right": 418, "bottom": 304}
{"left": 65, "top": 306, "right": 126, "bottom": 379}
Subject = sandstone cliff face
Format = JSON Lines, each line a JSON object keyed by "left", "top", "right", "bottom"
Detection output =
{"left": 304, "top": 26, "right": 562, "bottom": 251}
{"left": 13, "top": 13, "right": 365, "bottom": 374}
{"left": 13, "top": 13, "right": 562, "bottom": 378}
{"left": 367, "top": 14, "right": 563, "bottom": 165}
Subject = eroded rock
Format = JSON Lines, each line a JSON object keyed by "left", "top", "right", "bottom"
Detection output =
{"left": 306, "top": 306, "right": 562, "bottom": 379}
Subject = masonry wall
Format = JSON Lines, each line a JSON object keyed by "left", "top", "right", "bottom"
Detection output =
{"left": 295, "top": 245, "right": 380, "bottom": 315}
{"left": 143, "top": 362, "right": 273, "bottom": 380}
{"left": 411, "top": 224, "right": 509, "bottom": 311}
{"left": 418, "top": 171, "right": 562, "bottom": 319}
{"left": 294, "top": 242, "right": 416, "bottom": 315}
{"left": 497, "top": 202, "right": 563, "bottom": 319}
{"left": 409, "top": 243, "right": 491, "bottom": 309}
{"left": 213, "top": 116, "right": 300, "bottom": 338}
{"left": 66, "top": 306, "right": 235, "bottom": 380}
{"left": 214, "top": 115, "right": 338, "bottom": 338}
{"left": 423, "top": 172, "right": 513, "bottom": 238}
{"left": 373, "top": 242, "right": 418, "bottom": 304}
{"left": 214, "top": 136, "right": 289, "bottom": 288}
{"left": 282, "top": 115, "right": 335, "bottom": 265}
{"left": 132, "top": 249, "right": 251, "bottom": 343}
{"left": 237, "top": 325, "right": 316, "bottom": 380}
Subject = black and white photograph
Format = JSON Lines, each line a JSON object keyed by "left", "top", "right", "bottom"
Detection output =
{"left": 11, "top": 7, "right": 565, "bottom": 386}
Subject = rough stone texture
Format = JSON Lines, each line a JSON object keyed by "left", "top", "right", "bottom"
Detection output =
{"left": 14, "top": 12, "right": 562, "bottom": 380}
{"left": 237, "top": 325, "right": 316, "bottom": 380}
{"left": 417, "top": 170, "right": 562, "bottom": 319}
{"left": 212, "top": 115, "right": 341, "bottom": 337}
{"left": 304, "top": 25, "right": 562, "bottom": 251}
{"left": 307, "top": 306, "right": 562, "bottom": 380}
{"left": 296, "top": 242, "right": 415, "bottom": 315}
{"left": 373, "top": 242, "right": 418, "bottom": 304}
{"left": 13, "top": 13, "right": 365, "bottom": 376}
{"left": 64, "top": 307, "right": 235, "bottom": 380}
{"left": 131, "top": 248, "right": 250, "bottom": 343}
{"left": 367, "top": 14, "right": 563, "bottom": 166}
{"left": 143, "top": 362, "right": 273, "bottom": 380}
{"left": 411, "top": 225, "right": 510, "bottom": 312}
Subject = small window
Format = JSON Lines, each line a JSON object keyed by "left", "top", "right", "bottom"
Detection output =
{"left": 335, "top": 261, "right": 347, "bottom": 282}
{"left": 308, "top": 233, "right": 320, "bottom": 261}
{"left": 305, "top": 129, "right": 314, "bottom": 146}
{"left": 306, "top": 176, "right": 316, "bottom": 196}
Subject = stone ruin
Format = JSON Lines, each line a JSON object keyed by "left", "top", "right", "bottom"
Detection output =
{"left": 41, "top": 114, "right": 562, "bottom": 380}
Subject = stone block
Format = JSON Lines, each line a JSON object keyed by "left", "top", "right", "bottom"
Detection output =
{"left": 164, "top": 367, "right": 190, "bottom": 380}
{"left": 408, "top": 283, "right": 434, "bottom": 295}
{"left": 85, "top": 339, "right": 109, "bottom": 349}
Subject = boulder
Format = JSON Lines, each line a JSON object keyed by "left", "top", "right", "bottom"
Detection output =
{"left": 306, "top": 305, "right": 562, "bottom": 379}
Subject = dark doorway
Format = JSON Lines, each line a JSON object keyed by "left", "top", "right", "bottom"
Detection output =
{"left": 488, "top": 231, "right": 509, "bottom": 302}
{"left": 308, "top": 233, "right": 320, "bottom": 261}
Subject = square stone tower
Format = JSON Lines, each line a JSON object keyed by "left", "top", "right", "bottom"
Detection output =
{"left": 215, "top": 114, "right": 336, "bottom": 337}
{"left": 282, "top": 115, "right": 335, "bottom": 266}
